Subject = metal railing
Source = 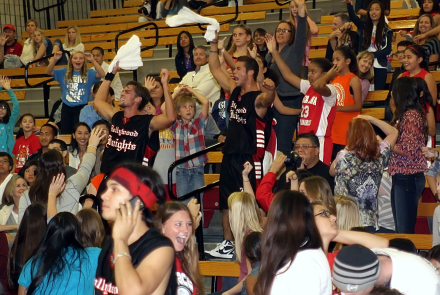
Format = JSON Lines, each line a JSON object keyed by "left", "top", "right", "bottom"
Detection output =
{"left": 168, "top": 142, "right": 224, "bottom": 259}
{"left": 24, "top": 50, "right": 71, "bottom": 117}
{"left": 28, "top": 0, "right": 68, "bottom": 29}
{"left": 197, "top": 0, "right": 239, "bottom": 31}
{"left": 115, "top": 22, "right": 159, "bottom": 82}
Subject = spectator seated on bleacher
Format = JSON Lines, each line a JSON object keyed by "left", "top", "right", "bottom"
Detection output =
{"left": 31, "top": 29, "right": 68, "bottom": 66}
{"left": 63, "top": 25, "right": 85, "bottom": 56}
{"left": 173, "top": 45, "right": 221, "bottom": 112}
{"left": 22, "top": 124, "right": 58, "bottom": 164}
{"left": 325, "top": 13, "right": 351, "bottom": 61}
{"left": 175, "top": 31, "right": 196, "bottom": 81}
{"left": 0, "top": 24, "right": 23, "bottom": 69}
{"left": 0, "top": 153, "right": 13, "bottom": 198}
{"left": 20, "top": 19, "right": 38, "bottom": 66}
{"left": 138, "top": 0, "right": 164, "bottom": 22}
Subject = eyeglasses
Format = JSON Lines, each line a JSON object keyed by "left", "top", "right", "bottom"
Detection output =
{"left": 0, "top": 159, "right": 9, "bottom": 164}
{"left": 293, "top": 144, "right": 317, "bottom": 151}
{"left": 314, "top": 210, "right": 332, "bottom": 218}
{"left": 276, "top": 28, "right": 291, "bottom": 34}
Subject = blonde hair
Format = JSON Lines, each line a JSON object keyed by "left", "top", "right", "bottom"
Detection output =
{"left": 334, "top": 195, "right": 363, "bottom": 230}
{"left": 31, "top": 29, "right": 45, "bottom": 49}
{"left": 357, "top": 51, "right": 375, "bottom": 80}
{"left": 64, "top": 25, "right": 82, "bottom": 47}
{"left": 175, "top": 94, "right": 196, "bottom": 120}
{"left": 228, "top": 192, "right": 262, "bottom": 262}
{"left": 65, "top": 51, "right": 88, "bottom": 83}
{"left": 2, "top": 175, "right": 27, "bottom": 206}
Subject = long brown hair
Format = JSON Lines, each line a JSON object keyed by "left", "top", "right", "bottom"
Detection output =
{"left": 156, "top": 202, "right": 204, "bottom": 295}
{"left": 346, "top": 118, "right": 380, "bottom": 161}
{"left": 275, "top": 20, "right": 296, "bottom": 47}
{"left": 301, "top": 176, "right": 336, "bottom": 215}
{"left": 255, "top": 190, "right": 322, "bottom": 295}
{"left": 76, "top": 208, "right": 105, "bottom": 247}
{"left": 413, "top": 14, "right": 437, "bottom": 42}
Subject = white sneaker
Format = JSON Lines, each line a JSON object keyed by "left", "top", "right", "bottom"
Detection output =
{"left": 205, "top": 240, "right": 235, "bottom": 259}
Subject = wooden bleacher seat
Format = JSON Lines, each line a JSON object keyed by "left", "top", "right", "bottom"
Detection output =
{"left": 376, "top": 233, "right": 433, "bottom": 250}
{"left": 0, "top": 91, "right": 26, "bottom": 100}
{"left": 199, "top": 261, "right": 240, "bottom": 277}
{"left": 124, "top": 0, "right": 143, "bottom": 7}
{"left": 320, "top": 8, "right": 419, "bottom": 24}
{"left": 57, "top": 11, "right": 266, "bottom": 28}
{"left": 417, "top": 202, "right": 439, "bottom": 217}
{"left": 35, "top": 118, "right": 49, "bottom": 128}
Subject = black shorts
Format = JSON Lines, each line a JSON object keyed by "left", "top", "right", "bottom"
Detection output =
{"left": 219, "top": 153, "right": 256, "bottom": 210}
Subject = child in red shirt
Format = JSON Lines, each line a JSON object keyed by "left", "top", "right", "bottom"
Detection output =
{"left": 12, "top": 114, "right": 41, "bottom": 172}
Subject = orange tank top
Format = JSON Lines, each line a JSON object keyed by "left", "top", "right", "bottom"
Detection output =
{"left": 331, "top": 72, "right": 360, "bottom": 145}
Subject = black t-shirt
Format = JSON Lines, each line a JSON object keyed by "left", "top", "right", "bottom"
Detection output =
{"left": 101, "top": 111, "right": 159, "bottom": 174}
{"left": 95, "top": 228, "right": 176, "bottom": 295}
{"left": 223, "top": 87, "right": 261, "bottom": 155}
{"left": 307, "top": 160, "right": 335, "bottom": 192}
{"left": 275, "top": 160, "right": 334, "bottom": 193}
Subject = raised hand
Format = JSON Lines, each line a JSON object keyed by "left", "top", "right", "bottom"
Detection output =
{"left": 341, "top": 0, "right": 353, "bottom": 5}
{"left": 327, "top": 64, "right": 340, "bottom": 80}
{"left": 269, "top": 154, "right": 287, "bottom": 174}
{"left": 0, "top": 33, "right": 8, "bottom": 47}
{"left": 53, "top": 51, "right": 63, "bottom": 62}
{"left": 399, "top": 30, "right": 407, "bottom": 37}
{"left": 48, "top": 173, "right": 66, "bottom": 198}
{"left": 160, "top": 68, "right": 170, "bottom": 85}
{"left": 84, "top": 53, "right": 94, "bottom": 62}
{"left": 145, "top": 76, "right": 157, "bottom": 91}
{"left": 247, "top": 43, "right": 258, "bottom": 59}
{"left": 89, "top": 126, "right": 106, "bottom": 147}
{"left": 111, "top": 61, "right": 121, "bottom": 74}
{"left": 218, "top": 37, "right": 227, "bottom": 51}
{"left": 0, "top": 76, "right": 11, "bottom": 90}
{"left": 262, "top": 78, "right": 275, "bottom": 91}
{"left": 265, "top": 34, "right": 277, "bottom": 53}
{"left": 242, "top": 161, "right": 254, "bottom": 177}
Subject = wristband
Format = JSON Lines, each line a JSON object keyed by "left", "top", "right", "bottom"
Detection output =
{"left": 210, "top": 41, "right": 218, "bottom": 44}
{"left": 87, "top": 145, "right": 98, "bottom": 149}
{"left": 210, "top": 50, "right": 219, "bottom": 53}
{"left": 105, "top": 72, "right": 115, "bottom": 81}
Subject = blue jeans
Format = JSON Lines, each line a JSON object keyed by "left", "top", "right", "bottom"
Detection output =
{"left": 391, "top": 173, "right": 425, "bottom": 233}
{"left": 176, "top": 165, "right": 205, "bottom": 203}
{"left": 273, "top": 95, "right": 303, "bottom": 155}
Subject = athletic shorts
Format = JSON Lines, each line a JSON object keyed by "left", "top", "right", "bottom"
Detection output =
{"left": 219, "top": 153, "right": 256, "bottom": 210}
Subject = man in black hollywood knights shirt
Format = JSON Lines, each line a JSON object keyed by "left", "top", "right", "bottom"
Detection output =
{"left": 94, "top": 66, "right": 176, "bottom": 175}
{"left": 206, "top": 31, "right": 276, "bottom": 259}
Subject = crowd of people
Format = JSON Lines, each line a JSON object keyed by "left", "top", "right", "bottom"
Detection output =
{"left": 1, "top": 0, "right": 440, "bottom": 293}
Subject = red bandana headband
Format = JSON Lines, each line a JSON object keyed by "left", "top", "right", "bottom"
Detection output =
{"left": 108, "top": 167, "right": 157, "bottom": 210}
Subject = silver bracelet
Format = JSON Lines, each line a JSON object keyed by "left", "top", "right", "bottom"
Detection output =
{"left": 87, "top": 144, "right": 98, "bottom": 149}
{"left": 114, "top": 252, "right": 131, "bottom": 264}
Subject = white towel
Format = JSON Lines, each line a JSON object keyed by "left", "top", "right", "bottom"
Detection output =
{"left": 108, "top": 35, "right": 144, "bottom": 73}
{"left": 165, "top": 7, "right": 220, "bottom": 42}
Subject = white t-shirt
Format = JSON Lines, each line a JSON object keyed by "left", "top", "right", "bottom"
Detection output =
{"left": 372, "top": 248, "right": 440, "bottom": 295}
{"left": 270, "top": 248, "right": 331, "bottom": 295}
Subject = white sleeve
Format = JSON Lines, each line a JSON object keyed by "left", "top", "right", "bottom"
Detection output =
{"left": 76, "top": 43, "right": 85, "bottom": 53}
{"left": 433, "top": 205, "right": 440, "bottom": 246}
{"left": 299, "top": 79, "right": 311, "bottom": 95}
{"left": 323, "top": 84, "right": 337, "bottom": 106}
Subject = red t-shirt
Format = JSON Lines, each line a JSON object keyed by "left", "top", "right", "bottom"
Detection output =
{"left": 175, "top": 256, "right": 197, "bottom": 295}
{"left": 12, "top": 133, "right": 41, "bottom": 172}
{"left": 5, "top": 40, "right": 23, "bottom": 56}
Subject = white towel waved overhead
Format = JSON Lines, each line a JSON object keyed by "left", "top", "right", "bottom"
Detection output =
{"left": 108, "top": 35, "right": 144, "bottom": 73}
{"left": 165, "top": 7, "right": 220, "bottom": 42}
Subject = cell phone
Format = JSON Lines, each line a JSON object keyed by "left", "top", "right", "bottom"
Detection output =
{"left": 130, "top": 196, "right": 145, "bottom": 211}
